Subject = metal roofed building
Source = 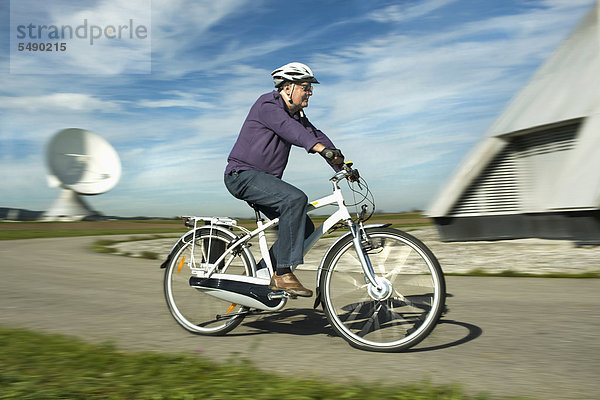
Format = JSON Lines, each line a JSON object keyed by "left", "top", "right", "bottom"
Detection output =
{"left": 428, "top": 2, "right": 600, "bottom": 242}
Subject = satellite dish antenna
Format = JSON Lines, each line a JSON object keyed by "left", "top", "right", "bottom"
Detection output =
{"left": 42, "top": 128, "right": 121, "bottom": 221}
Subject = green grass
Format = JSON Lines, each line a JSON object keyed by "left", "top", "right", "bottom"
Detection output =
{"left": 0, "top": 326, "right": 522, "bottom": 400}
{"left": 0, "top": 222, "right": 185, "bottom": 240}
{"left": 0, "top": 213, "right": 431, "bottom": 240}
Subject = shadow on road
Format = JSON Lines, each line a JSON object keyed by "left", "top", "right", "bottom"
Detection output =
{"left": 231, "top": 308, "right": 483, "bottom": 353}
{"left": 405, "top": 319, "right": 483, "bottom": 353}
{"left": 237, "top": 308, "right": 336, "bottom": 337}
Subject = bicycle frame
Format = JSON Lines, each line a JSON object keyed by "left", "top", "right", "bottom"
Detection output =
{"left": 178, "top": 167, "right": 382, "bottom": 290}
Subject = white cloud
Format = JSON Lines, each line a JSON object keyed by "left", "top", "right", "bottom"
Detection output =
{"left": 540, "top": 0, "right": 596, "bottom": 8}
{"left": 0, "top": 93, "right": 122, "bottom": 112}
{"left": 149, "top": 0, "right": 262, "bottom": 76}
{"left": 137, "top": 91, "right": 216, "bottom": 109}
{"left": 367, "top": 0, "right": 458, "bottom": 23}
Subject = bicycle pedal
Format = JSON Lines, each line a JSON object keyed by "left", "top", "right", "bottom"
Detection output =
{"left": 267, "top": 290, "right": 297, "bottom": 300}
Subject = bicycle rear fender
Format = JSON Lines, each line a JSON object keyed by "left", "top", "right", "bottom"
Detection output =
{"left": 159, "top": 224, "right": 240, "bottom": 269}
{"left": 312, "top": 223, "right": 391, "bottom": 308}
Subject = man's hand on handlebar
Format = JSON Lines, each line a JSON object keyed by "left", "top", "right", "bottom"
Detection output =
{"left": 346, "top": 165, "right": 360, "bottom": 183}
{"left": 320, "top": 147, "right": 345, "bottom": 166}
{"left": 321, "top": 148, "right": 360, "bottom": 184}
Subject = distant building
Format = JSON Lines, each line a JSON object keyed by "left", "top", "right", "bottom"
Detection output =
{"left": 0, "top": 208, "right": 44, "bottom": 221}
{"left": 428, "top": 2, "right": 600, "bottom": 242}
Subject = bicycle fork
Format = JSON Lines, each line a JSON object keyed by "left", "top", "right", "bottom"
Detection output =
{"left": 348, "top": 222, "right": 381, "bottom": 290}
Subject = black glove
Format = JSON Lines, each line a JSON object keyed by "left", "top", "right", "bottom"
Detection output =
{"left": 320, "top": 148, "right": 344, "bottom": 165}
{"left": 348, "top": 168, "right": 360, "bottom": 182}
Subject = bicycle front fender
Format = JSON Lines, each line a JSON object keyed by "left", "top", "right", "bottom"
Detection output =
{"left": 312, "top": 223, "right": 391, "bottom": 308}
{"left": 159, "top": 225, "right": 239, "bottom": 269}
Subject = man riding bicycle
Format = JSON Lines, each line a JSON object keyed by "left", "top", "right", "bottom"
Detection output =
{"left": 224, "top": 62, "right": 344, "bottom": 297}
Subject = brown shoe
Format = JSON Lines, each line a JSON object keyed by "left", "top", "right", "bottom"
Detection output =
{"left": 269, "top": 272, "right": 313, "bottom": 297}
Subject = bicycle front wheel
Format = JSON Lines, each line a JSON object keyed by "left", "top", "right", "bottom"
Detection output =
{"left": 320, "top": 227, "right": 445, "bottom": 352}
{"left": 164, "top": 227, "right": 254, "bottom": 335}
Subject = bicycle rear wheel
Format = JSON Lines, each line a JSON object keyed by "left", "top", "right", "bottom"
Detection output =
{"left": 163, "top": 227, "right": 254, "bottom": 335}
{"left": 320, "top": 227, "right": 445, "bottom": 351}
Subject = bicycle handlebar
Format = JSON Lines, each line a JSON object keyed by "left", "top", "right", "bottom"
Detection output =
{"left": 331, "top": 162, "right": 360, "bottom": 183}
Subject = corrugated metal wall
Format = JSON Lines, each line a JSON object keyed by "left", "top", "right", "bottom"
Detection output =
{"left": 449, "top": 121, "right": 580, "bottom": 217}
{"left": 449, "top": 145, "right": 521, "bottom": 216}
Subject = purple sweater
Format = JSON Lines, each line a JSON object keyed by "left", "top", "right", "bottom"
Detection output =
{"left": 225, "top": 91, "right": 337, "bottom": 179}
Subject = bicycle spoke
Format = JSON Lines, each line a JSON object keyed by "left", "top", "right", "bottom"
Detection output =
{"left": 394, "top": 290, "right": 432, "bottom": 311}
{"left": 332, "top": 271, "right": 368, "bottom": 289}
{"left": 375, "top": 240, "right": 407, "bottom": 272}
{"left": 374, "top": 243, "right": 392, "bottom": 274}
{"left": 341, "top": 251, "right": 362, "bottom": 273}
{"left": 380, "top": 301, "right": 411, "bottom": 325}
{"left": 356, "top": 302, "right": 383, "bottom": 337}
{"left": 391, "top": 275, "right": 437, "bottom": 293}
{"left": 340, "top": 300, "right": 369, "bottom": 326}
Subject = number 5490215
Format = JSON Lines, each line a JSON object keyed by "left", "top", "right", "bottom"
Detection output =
{"left": 18, "top": 42, "right": 67, "bottom": 52}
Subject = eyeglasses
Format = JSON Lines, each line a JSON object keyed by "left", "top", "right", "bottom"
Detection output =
{"left": 296, "top": 84, "right": 313, "bottom": 93}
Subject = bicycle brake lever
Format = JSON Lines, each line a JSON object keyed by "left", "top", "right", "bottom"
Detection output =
{"left": 352, "top": 171, "right": 362, "bottom": 189}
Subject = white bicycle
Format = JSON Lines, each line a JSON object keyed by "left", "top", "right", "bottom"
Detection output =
{"left": 161, "top": 163, "right": 446, "bottom": 352}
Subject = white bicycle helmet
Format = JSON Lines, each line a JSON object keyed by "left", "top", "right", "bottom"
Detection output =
{"left": 271, "top": 62, "right": 319, "bottom": 88}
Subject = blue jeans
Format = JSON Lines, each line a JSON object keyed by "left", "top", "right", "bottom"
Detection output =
{"left": 224, "top": 170, "right": 314, "bottom": 272}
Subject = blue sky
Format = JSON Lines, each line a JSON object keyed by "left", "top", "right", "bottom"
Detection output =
{"left": 0, "top": 0, "right": 596, "bottom": 217}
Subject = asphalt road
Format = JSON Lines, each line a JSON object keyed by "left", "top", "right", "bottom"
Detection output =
{"left": 1, "top": 236, "right": 599, "bottom": 399}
